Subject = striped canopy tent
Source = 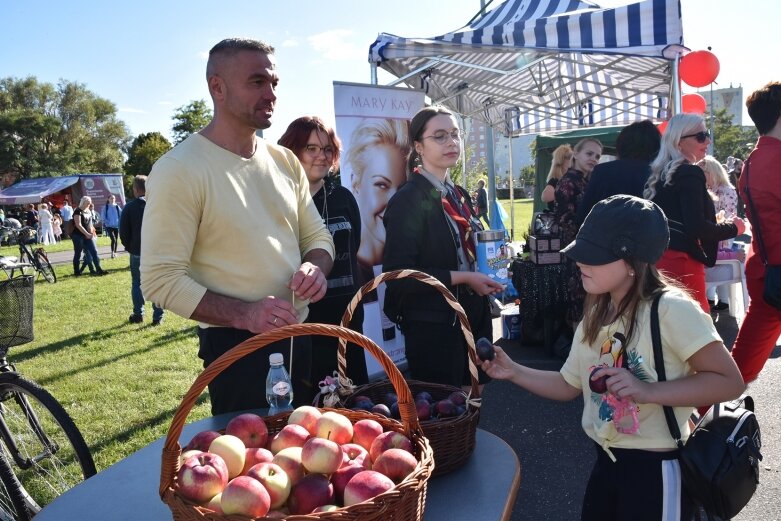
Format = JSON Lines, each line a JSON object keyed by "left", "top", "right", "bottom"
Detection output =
{"left": 369, "top": 0, "right": 686, "bottom": 134}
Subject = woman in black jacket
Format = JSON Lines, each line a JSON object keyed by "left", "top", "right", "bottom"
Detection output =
{"left": 644, "top": 113, "right": 746, "bottom": 313}
{"left": 278, "top": 116, "right": 368, "bottom": 387}
{"left": 383, "top": 107, "right": 504, "bottom": 389}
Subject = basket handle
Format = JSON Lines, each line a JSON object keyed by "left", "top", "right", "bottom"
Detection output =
{"left": 160, "top": 323, "right": 421, "bottom": 499}
{"left": 337, "top": 269, "right": 480, "bottom": 399}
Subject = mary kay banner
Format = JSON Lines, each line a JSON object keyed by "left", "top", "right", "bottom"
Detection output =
{"left": 333, "top": 82, "right": 425, "bottom": 380}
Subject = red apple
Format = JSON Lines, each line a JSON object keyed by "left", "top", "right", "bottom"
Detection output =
{"left": 208, "top": 435, "right": 246, "bottom": 479}
{"left": 352, "top": 419, "right": 384, "bottom": 452}
{"left": 343, "top": 470, "right": 395, "bottom": 506}
{"left": 272, "top": 447, "right": 306, "bottom": 485}
{"left": 241, "top": 447, "right": 274, "bottom": 475}
{"left": 176, "top": 452, "right": 229, "bottom": 504}
{"left": 332, "top": 462, "right": 366, "bottom": 504}
{"left": 302, "top": 436, "right": 342, "bottom": 475}
{"left": 287, "top": 405, "right": 322, "bottom": 436}
{"left": 372, "top": 448, "right": 418, "bottom": 483}
{"left": 179, "top": 449, "right": 203, "bottom": 466}
{"left": 315, "top": 411, "right": 354, "bottom": 445}
{"left": 369, "top": 431, "right": 414, "bottom": 463}
{"left": 269, "top": 424, "right": 311, "bottom": 454}
{"left": 287, "top": 473, "right": 335, "bottom": 515}
{"left": 183, "top": 430, "right": 221, "bottom": 452}
{"left": 247, "top": 462, "right": 291, "bottom": 509}
{"left": 340, "top": 443, "right": 369, "bottom": 467}
{"left": 220, "top": 475, "right": 271, "bottom": 518}
{"left": 225, "top": 413, "right": 269, "bottom": 448}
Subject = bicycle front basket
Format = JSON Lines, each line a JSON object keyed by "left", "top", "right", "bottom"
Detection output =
{"left": 0, "top": 275, "right": 34, "bottom": 355}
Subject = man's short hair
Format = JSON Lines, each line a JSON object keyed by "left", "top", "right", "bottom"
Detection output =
{"left": 206, "top": 38, "right": 275, "bottom": 78}
{"left": 133, "top": 175, "right": 147, "bottom": 194}
{"left": 746, "top": 81, "right": 781, "bottom": 135}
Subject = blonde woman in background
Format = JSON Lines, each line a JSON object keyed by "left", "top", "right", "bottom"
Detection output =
{"left": 541, "top": 144, "right": 573, "bottom": 210}
{"left": 644, "top": 113, "right": 745, "bottom": 313}
{"left": 700, "top": 155, "right": 741, "bottom": 310}
{"left": 345, "top": 118, "right": 410, "bottom": 283}
{"left": 37, "top": 203, "right": 55, "bottom": 245}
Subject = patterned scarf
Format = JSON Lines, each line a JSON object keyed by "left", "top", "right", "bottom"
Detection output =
{"left": 441, "top": 182, "right": 480, "bottom": 265}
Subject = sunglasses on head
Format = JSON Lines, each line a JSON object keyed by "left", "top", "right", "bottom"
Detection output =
{"left": 681, "top": 130, "right": 711, "bottom": 143}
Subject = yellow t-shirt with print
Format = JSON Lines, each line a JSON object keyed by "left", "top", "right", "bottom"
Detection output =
{"left": 560, "top": 290, "right": 722, "bottom": 455}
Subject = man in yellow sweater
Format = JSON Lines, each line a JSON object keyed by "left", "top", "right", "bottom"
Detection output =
{"left": 141, "top": 38, "right": 334, "bottom": 414}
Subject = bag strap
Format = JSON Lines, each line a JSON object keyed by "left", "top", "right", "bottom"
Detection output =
{"left": 741, "top": 156, "right": 770, "bottom": 265}
{"left": 650, "top": 291, "right": 685, "bottom": 449}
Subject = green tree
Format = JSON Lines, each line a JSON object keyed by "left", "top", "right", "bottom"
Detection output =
{"left": 124, "top": 132, "right": 172, "bottom": 195}
{"left": 172, "top": 100, "right": 212, "bottom": 144}
{"left": 451, "top": 144, "right": 488, "bottom": 191}
{"left": 124, "top": 132, "right": 171, "bottom": 176}
{"left": 711, "top": 107, "right": 759, "bottom": 161}
{"left": 0, "top": 76, "right": 131, "bottom": 179}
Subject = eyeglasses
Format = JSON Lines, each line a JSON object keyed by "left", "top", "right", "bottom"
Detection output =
{"left": 422, "top": 129, "right": 462, "bottom": 145}
{"left": 681, "top": 130, "right": 711, "bottom": 143}
{"left": 304, "top": 144, "right": 335, "bottom": 156}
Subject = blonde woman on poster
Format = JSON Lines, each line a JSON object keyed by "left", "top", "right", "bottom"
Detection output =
{"left": 345, "top": 118, "right": 410, "bottom": 285}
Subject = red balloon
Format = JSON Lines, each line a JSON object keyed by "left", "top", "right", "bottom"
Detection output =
{"left": 657, "top": 120, "right": 669, "bottom": 134}
{"left": 682, "top": 93, "right": 707, "bottom": 114}
{"left": 680, "top": 50, "right": 720, "bottom": 88}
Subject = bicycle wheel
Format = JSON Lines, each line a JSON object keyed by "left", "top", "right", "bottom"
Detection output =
{"left": 0, "top": 452, "right": 31, "bottom": 521}
{"left": 0, "top": 374, "right": 96, "bottom": 513}
{"left": 33, "top": 250, "right": 56, "bottom": 283}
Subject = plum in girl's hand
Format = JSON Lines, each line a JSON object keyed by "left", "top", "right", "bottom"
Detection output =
{"left": 476, "top": 338, "right": 496, "bottom": 361}
{"left": 589, "top": 366, "right": 609, "bottom": 394}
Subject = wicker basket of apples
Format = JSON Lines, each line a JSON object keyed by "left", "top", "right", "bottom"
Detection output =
{"left": 160, "top": 323, "right": 434, "bottom": 520}
{"left": 336, "top": 269, "right": 483, "bottom": 477}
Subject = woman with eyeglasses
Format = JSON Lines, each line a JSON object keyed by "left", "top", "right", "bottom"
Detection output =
{"left": 383, "top": 106, "right": 504, "bottom": 390}
{"left": 644, "top": 113, "right": 746, "bottom": 314}
{"left": 278, "top": 116, "right": 368, "bottom": 387}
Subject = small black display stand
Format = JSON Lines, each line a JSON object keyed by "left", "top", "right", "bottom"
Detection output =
{"left": 511, "top": 259, "right": 570, "bottom": 356}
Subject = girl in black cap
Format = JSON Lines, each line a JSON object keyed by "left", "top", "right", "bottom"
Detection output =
{"left": 481, "top": 195, "right": 744, "bottom": 521}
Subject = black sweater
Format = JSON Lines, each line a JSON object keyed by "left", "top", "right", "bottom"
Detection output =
{"left": 119, "top": 197, "right": 146, "bottom": 256}
{"left": 382, "top": 173, "right": 485, "bottom": 324}
{"left": 650, "top": 163, "right": 738, "bottom": 266}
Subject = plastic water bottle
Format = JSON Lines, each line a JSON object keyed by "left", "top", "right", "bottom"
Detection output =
{"left": 266, "top": 353, "right": 294, "bottom": 414}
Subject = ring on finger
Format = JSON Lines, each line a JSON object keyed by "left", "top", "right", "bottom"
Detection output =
{"left": 273, "top": 316, "right": 278, "bottom": 325}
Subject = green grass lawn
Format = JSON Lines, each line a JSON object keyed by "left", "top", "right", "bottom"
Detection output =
{"left": 9, "top": 255, "right": 211, "bottom": 475}
{"left": 498, "top": 198, "right": 534, "bottom": 242}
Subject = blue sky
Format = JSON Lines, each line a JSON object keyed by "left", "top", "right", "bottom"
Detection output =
{"left": 1, "top": 0, "right": 777, "bottom": 144}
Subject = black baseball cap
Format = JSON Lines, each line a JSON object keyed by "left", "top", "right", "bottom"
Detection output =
{"left": 561, "top": 195, "right": 669, "bottom": 265}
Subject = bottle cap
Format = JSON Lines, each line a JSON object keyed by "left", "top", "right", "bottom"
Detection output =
{"left": 269, "top": 353, "right": 284, "bottom": 365}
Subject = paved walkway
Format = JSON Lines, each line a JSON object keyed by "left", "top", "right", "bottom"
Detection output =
{"left": 46, "top": 244, "right": 125, "bottom": 267}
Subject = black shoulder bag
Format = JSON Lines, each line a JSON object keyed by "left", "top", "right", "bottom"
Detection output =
{"left": 742, "top": 157, "right": 781, "bottom": 309}
{"left": 650, "top": 293, "right": 762, "bottom": 519}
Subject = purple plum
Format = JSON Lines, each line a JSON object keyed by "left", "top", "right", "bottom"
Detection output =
{"left": 448, "top": 391, "right": 467, "bottom": 406}
{"left": 475, "top": 337, "right": 496, "bottom": 362}
{"left": 589, "top": 366, "right": 608, "bottom": 394}
{"left": 371, "top": 403, "right": 391, "bottom": 417}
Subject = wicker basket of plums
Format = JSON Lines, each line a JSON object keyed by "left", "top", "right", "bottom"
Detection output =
{"left": 336, "top": 269, "right": 487, "bottom": 476}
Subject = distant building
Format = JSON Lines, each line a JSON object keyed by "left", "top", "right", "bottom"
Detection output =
{"left": 463, "top": 118, "right": 534, "bottom": 186}
{"left": 701, "top": 85, "right": 743, "bottom": 126}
